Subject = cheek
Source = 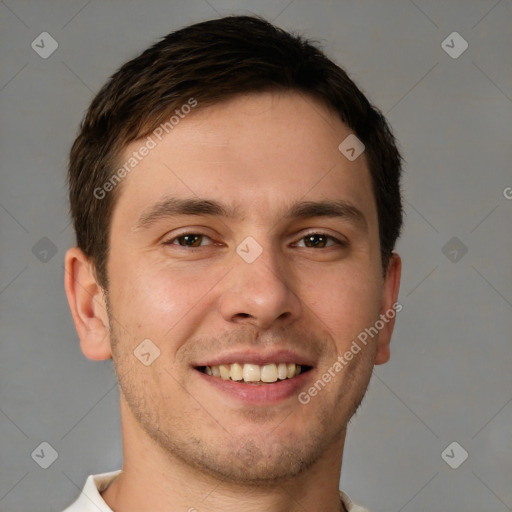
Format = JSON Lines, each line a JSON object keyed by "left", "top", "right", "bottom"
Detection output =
{"left": 110, "top": 258, "right": 224, "bottom": 342}
{"left": 300, "top": 265, "right": 382, "bottom": 345}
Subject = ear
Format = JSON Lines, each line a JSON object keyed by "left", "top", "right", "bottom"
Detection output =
{"left": 64, "top": 247, "right": 112, "bottom": 360}
{"left": 374, "top": 252, "right": 402, "bottom": 365}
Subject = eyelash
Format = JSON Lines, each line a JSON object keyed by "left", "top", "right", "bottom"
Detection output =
{"left": 295, "top": 232, "right": 347, "bottom": 248}
{"left": 163, "top": 232, "right": 347, "bottom": 249}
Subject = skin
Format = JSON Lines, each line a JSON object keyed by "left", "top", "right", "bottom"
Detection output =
{"left": 65, "top": 91, "right": 401, "bottom": 512}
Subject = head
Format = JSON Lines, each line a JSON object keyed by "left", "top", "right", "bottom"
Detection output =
{"left": 65, "top": 15, "right": 403, "bottom": 485}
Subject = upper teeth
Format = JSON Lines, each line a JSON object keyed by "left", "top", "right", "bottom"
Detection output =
{"left": 204, "top": 363, "right": 302, "bottom": 383}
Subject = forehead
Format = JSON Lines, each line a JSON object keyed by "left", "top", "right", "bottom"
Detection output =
{"left": 112, "top": 91, "right": 376, "bottom": 229}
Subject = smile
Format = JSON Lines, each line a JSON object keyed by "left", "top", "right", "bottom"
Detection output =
{"left": 198, "top": 363, "right": 312, "bottom": 384}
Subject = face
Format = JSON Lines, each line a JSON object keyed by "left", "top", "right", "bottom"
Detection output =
{"left": 103, "top": 91, "right": 399, "bottom": 484}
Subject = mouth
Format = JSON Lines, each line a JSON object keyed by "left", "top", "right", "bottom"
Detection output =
{"left": 193, "top": 350, "right": 316, "bottom": 404}
{"left": 196, "top": 363, "right": 313, "bottom": 384}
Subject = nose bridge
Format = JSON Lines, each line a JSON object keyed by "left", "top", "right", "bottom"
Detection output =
{"left": 240, "top": 242, "right": 285, "bottom": 290}
{"left": 219, "top": 238, "right": 300, "bottom": 327}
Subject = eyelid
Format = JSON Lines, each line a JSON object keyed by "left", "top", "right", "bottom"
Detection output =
{"left": 292, "top": 230, "right": 348, "bottom": 247}
{"left": 161, "top": 228, "right": 348, "bottom": 248}
{"left": 162, "top": 229, "right": 216, "bottom": 246}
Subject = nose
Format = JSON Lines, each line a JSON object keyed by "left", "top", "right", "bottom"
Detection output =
{"left": 219, "top": 245, "right": 301, "bottom": 330}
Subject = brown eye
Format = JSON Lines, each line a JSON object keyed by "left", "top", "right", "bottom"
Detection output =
{"left": 304, "top": 234, "right": 327, "bottom": 248}
{"left": 294, "top": 232, "right": 348, "bottom": 250}
{"left": 169, "top": 234, "right": 210, "bottom": 247}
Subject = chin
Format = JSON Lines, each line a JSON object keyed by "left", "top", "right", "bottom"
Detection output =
{"left": 161, "top": 422, "right": 339, "bottom": 487}
{"left": 197, "top": 442, "right": 318, "bottom": 486}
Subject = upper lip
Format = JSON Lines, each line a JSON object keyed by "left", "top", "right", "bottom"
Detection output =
{"left": 194, "top": 349, "right": 316, "bottom": 368}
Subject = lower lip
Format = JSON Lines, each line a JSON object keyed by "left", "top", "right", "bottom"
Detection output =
{"left": 196, "top": 370, "right": 313, "bottom": 405}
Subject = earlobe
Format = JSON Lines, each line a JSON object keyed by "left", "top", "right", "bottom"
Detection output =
{"left": 374, "top": 252, "right": 402, "bottom": 365}
{"left": 64, "top": 247, "right": 112, "bottom": 361}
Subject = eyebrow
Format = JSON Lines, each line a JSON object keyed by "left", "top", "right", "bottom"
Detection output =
{"left": 287, "top": 200, "right": 367, "bottom": 231}
{"left": 134, "top": 197, "right": 367, "bottom": 232}
{"left": 135, "top": 197, "right": 238, "bottom": 230}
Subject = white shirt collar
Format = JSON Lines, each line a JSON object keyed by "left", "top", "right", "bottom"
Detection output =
{"left": 63, "top": 470, "right": 368, "bottom": 512}
{"left": 62, "top": 470, "right": 120, "bottom": 512}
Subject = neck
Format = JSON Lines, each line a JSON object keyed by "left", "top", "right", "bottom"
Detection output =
{"left": 101, "top": 398, "right": 347, "bottom": 512}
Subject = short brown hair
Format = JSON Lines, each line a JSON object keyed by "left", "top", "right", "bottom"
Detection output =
{"left": 68, "top": 15, "right": 403, "bottom": 288}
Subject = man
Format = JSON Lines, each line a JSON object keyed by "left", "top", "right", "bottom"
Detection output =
{"left": 63, "top": 15, "right": 402, "bottom": 512}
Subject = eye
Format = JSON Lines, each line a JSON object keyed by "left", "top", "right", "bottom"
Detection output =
{"left": 165, "top": 233, "right": 213, "bottom": 247}
{"left": 295, "top": 233, "right": 345, "bottom": 249}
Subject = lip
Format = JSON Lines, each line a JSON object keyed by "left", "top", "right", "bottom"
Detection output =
{"left": 194, "top": 349, "right": 315, "bottom": 367}
{"left": 195, "top": 367, "right": 313, "bottom": 405}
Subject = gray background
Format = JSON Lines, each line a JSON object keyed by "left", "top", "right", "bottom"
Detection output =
{"left": 1, "top": 1, "right": 511, "bottom": 511}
